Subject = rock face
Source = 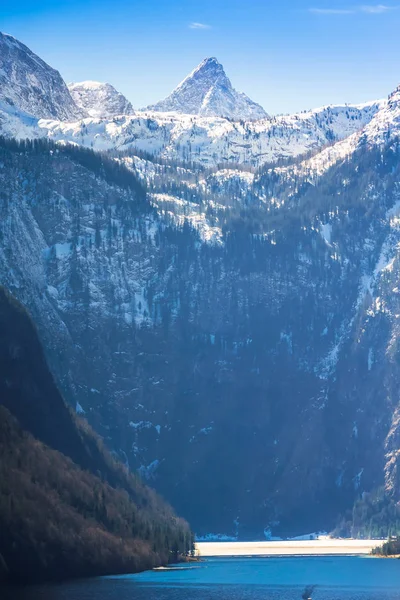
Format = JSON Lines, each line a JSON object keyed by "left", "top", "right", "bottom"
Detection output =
{"left": 68, "top": 81, "right": 135, "bottom": 118}
{"left": 147, "top": 57, "right": 268, "bottom": 120}
{"left": 0, "top": 31, "right": 83, "bottom": 121}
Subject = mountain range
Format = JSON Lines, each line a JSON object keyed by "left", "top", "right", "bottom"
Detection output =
{"left": 2, "top": 30, "right": 400, "bottom": 542}
{"left": 0, "top": 33, "right": 384, "bottom": 168}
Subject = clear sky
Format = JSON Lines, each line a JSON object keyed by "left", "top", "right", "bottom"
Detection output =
{"left": 2, "top": 0, "right": 400, "bottom": 115}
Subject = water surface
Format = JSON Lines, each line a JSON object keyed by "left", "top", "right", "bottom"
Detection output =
{"left": 3, "top": 556, "right": 400, "bottom": 600}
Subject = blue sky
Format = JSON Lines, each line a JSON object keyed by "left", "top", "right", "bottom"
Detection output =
{"left": 3, "top": 0, "right": 400, "bottom": 114}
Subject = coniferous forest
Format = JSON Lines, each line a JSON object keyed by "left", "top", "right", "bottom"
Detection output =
{"left": 0, "top": 287, "right": 193, "bottom": 583}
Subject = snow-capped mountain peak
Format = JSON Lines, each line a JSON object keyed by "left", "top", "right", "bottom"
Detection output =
{"left": 68, "top": 81, "right": 135, "bottom": 118}
{"left": 147, "top": 57, "right": 268, "bottom": 121}
{"left": 175, "top": 56, "right": 224, "bottom": 90}
{"left": 0, "top": 31, "right": 84, "bottom": 121}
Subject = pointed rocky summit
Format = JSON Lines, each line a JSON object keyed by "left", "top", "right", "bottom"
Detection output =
{"left": 0, "top": 31, "right": 84, "bottom": 121}
{"left": 147, "top": 57, "right": 268, "bottom": 120}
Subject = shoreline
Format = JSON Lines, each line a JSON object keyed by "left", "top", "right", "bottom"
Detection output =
{"left": 196, "top": 539, "right": 379, "bottom": 557}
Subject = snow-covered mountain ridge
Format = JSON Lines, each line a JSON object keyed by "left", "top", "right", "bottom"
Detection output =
{"left": 259, "top": 85, "right": 400, "bottom": 194}
{"left": 0, "top": 99, "right": 380, "bottom": 169}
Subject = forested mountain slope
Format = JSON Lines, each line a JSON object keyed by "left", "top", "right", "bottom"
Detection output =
{"left": 2, "top": 134, "right": 400, "bottom": 538}
{"left": 0, "top": 287, "right": 192, "bottom": 583}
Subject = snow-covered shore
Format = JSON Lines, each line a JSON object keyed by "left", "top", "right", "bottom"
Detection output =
{"left": 196, "top": 539, "right": 378, "bottom": 557}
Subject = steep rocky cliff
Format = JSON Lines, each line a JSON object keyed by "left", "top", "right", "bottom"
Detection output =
{"left": 0, "top": 32, "right": 83, "bottom": 121}
{"left": 2, "top": 134, "right": 400, "bottom": 538}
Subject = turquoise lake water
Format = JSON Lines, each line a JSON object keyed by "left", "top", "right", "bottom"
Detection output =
{"left": 4, "top": 556, "right": 400, "bottom": 599}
